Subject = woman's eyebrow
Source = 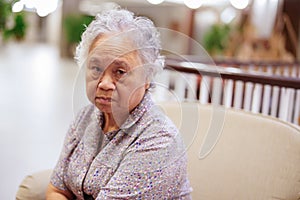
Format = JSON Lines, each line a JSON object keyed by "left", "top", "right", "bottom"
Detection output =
{"left": 88, "top": 57, "right": 100, "bottom": 64}
{"left": 88, "top": 57, "right": 109, "bottom": 67}
{"left": 112, "top": 60, "right": 129, "bottom": 68}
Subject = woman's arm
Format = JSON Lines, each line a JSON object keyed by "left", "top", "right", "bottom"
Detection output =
{"left": 47, "top": 106, "right": 93, "bottom": 200}
{"left": 46, "top": 183, "right": 74, "bottom": 200}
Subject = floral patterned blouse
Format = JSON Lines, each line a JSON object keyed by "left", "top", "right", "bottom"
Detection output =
{"left": 50, "top": 92, "right": 192, "bottom": 199}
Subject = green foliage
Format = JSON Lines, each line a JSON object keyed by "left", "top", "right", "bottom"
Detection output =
{"left": 64, "top": 14, "right": 94, "bottom": 44}
{"left": 0, "top": 0, "right": 28, "bottom": 41}
{"left": 203, "top": 24, "right": 231, "bottom": 55}
{"left": 4, "top": 13, "right": 27, "bottom": 41}
{"left": 0, "top": 0, "right": 12, "bottom": 30}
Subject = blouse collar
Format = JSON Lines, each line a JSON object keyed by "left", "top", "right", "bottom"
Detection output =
{"left": 120, "top": 91, "right": 154, "bottom": 130}
{"left": 94, "top": 91, "right": 154, "bottom": 139}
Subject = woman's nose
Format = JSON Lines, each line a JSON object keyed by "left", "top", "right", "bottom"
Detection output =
{"left": 97, "top": 73, "right": 116, "bottom": 90}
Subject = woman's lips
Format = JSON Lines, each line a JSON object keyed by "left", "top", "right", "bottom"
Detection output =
{"left": 95, "top": 96, "right": 112, "bottom": 105}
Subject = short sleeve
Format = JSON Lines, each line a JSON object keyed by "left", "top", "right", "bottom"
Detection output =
{"left": 50, "top": 105, "right": 94, "bottom": 191}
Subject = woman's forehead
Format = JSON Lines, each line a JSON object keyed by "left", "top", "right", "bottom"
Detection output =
{"left": 89, "top": 34, "right": 136, "bottom": 55}
{"left": 88, "top": 48, "right": 139, "bottom": 65}
{"left": 88, "top": 34, "right": 142, "bottom": 66}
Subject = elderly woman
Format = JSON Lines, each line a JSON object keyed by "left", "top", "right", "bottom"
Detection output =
{"left": 46, "top": 8, "right": 192, "bottom": 200}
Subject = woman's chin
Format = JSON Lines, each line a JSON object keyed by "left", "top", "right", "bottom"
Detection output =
{"left": 95, "top": 103, "right": 112, "bottom": 113}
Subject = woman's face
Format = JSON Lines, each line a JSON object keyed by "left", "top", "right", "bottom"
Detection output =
{"left": 85, "top": 35, "right": 149, "bottom": 117}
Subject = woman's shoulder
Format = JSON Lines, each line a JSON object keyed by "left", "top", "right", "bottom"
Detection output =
{"left": 69, "top": 104, "right": 100, "bottom": 132}
{"left": 64, "top": 104, "right": 99, "bottom": 145}
{"left": 74, "top": 104, "right": 97, "bottom": 122}
{"left": 146, "top": 104, "right": 178, "bottom": 130}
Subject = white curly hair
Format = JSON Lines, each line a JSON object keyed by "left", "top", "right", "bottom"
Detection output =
{"left": 75, "top": 7, "right": 164, "bottom": 82}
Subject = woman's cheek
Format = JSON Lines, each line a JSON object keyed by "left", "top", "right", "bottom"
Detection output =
{"left": 86, "top": 81, "right": 96, "bottom": 103}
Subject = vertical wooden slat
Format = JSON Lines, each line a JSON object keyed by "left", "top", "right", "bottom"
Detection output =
{"left": 211, "top": 77, "right": 222, "bottom": 105}
{"left": 174, "top": 71, "right": 186, "bottom": 101}
{"left": 185, "top": 73, "right": 198, "bottom": 102}
{"left": 279, "top": 87, "right": 289, "bottom": 121}
{"left": 251, "top": 66, "right": 262, "bottom": 113}
{"left": 223, "top": 79, "right": 233, "bottom": 108}
{"left": 279, "top": 67, "right": 294, "bottom": 122}
{"left": 251, "top": 83, "right": 262, "bottom": 113}
{"left": 287, "top": 88, "right": 295, "bottom": 123}
{"left": 262, "top": 85, "right": 271, "bottom": 115}
{"left": 293, "top": 90, "right": 300, "bottom": 125}
{"left": 233, "top": 81, "right": 243, "bottom": 109}
{"left": 199, "top": 76, "right": 211, "bottom": 104}
{"left": 243, "top": 82, "right": 253, "bottom": 111}
{"left": 270, "top": 67, "right": 282, "bottom": 117}
{"left": 261, "top": 67, "right": 273, "bottom": 115}
{"left": 271, "top": 86, "right": 280, "bottom": 117}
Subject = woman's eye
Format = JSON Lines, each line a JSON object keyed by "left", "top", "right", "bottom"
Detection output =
{"left": 93, "top": 66, "right": 101, "bottom": 72}
{"left": 116, "top": 69, "right": 126, "bottom": 75}
{"left": 91, "top": 66, "right": 103, "bottom": 77}
{"left": 114, "top": 68, "right": 127, "bottom": 80}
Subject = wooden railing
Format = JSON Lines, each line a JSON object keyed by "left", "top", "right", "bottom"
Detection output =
{"left": 153, "top": 57, "right": 300, "bottom": 126}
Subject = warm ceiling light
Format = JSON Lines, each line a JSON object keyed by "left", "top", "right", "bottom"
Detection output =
{"left": 12, "top": 1, "right": 24, "bottom": 12}
{"left": 230, "top": 0, "right": 249, "bottom": 9}
{"left": 147, "top": 0, "right": 164, "bottom": 5}
{"left": 184, "top": 0, "right": 202, "bottom": 9}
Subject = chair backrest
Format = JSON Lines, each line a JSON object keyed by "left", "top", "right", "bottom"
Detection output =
{"left": 158, "top": 102, "right": 300, "bottom": 200}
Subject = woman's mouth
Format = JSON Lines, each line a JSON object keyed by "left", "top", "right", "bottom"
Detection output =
{"left": 95, "top": 96, "right": 112, "bottom": 105}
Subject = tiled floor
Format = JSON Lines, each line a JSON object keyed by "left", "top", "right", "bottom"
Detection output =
{"left": 0, "top": 42, "right": 89, "bottom": 199}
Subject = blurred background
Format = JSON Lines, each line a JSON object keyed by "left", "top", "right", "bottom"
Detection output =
{"left": 0, "top": 0, "right": 299, "bottom": 199}
{"left": 1, "top": 0, "right": 299, "bottom": 60}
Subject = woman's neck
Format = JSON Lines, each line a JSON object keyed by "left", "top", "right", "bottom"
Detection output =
{"left": 102, "top": 113, "right": 120, "bottom": 133}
